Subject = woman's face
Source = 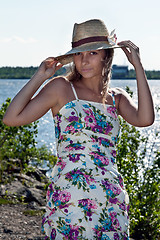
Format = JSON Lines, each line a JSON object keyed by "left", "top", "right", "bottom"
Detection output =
{"left": 73, "top": 49, "right": 106, "bottom": 79}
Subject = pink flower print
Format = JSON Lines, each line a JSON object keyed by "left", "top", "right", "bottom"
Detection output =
{"left": 87, "top": 199, "right": 98, "bottom": 210}
{"left": 66, "top": 142, "right": 85, "bottom": 151}
{"left": 68, "top": 225, "right": 80, "bottom": 239}
{"left": 85, "top": 114, "right": 97, "bottom": 128}
{"left": 66, "top": 115, "right": 79, "bottom": 122}
{"left": 113, "top": 217, "right": 121, "bottom": 230}
{"left": 119, "top": 201, "right": 126, "bottom": 211}
{"left": 84, "top": 173, "right": 95, "bottom": 185}
{"left": 83, "top": 108, "right": 92, "bottom": 115}
{"left": 51, "top": 228, "right": 56, "bottom": 239}
{"left": 110, "top": 184, "right": 121, "bottom": 195}
{"left": 65, "top": 125, "right": 76, "bottom": 134}
{"left": 111, "top": 150, "right": 116, "bottom": 157}
{"left": 56, "top": 157, "right": 66, "bottom": 172}
{"left": 78, "top": 199, "right": 87, "bottom": 207}
{"left": 78, "top": 199, "right": 97, "bottom": 221}
{"left": 107, "top": 106, "right": 117, "bottom": 118}
{"left": 91, "top": 136, "right": 97, "bottom": 143}
{"left": 114, "top": 233, "right": 120, "bottom": 240}
{"left": 60, "top": 135, "right": 64, "bottom": 140}
{"left": 101, "top": 179, "right": 111, "bottom": 190}
{"left": 109, "top": 197, "right": 119, "bottom": 204}
{"left": 67, "top": 146, "right": 74, "bottom": 151}
{"left": 91, "top": 152, "right": 109, "bottom": 168}
{"left": 52, "top": 189, "right": 60, "bottom": 202}
{"left": 127, "top": 204, "right": 130, "bottom": 213}
{"left": 118, "top": 175, "right": 124, "bottom": 189}
{"left": 104, "top": 124, "right": 112, "bottom": 135}
{"left": 98, "top": 137, "right": 114, "bottom": 147}
{"left": 49, "top": 208, "right": 56, "bottom": 217}
{"left": 59, "top": 190, "right": 71, "bottom": 203}
{"left": 69, "top": 154, "right": 82, "bottom": 162}
{"left": 93, "top": 226, "right": 102, "bottom": 239}
{"left": 110, "top": 212, "right": 121, "bottom": 230}
{"left": 99, "top": 155, "right": 109, "bottom": 166}
{"left": 55, "top": 114, "right": 62, "bottom": 123}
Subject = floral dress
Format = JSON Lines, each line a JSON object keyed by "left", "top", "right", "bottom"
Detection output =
{"left": 42, "top": 83, "right": 129, "bottom": 240}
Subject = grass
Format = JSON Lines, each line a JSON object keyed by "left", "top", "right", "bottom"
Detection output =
{"left": 23, "top": 209, "right": 45, "bottom": 216}
{"left": 0, "top": 197, "right": 14, "bottom": 205}
{"left": 0, "top": 197, "right": 45, "bottom": 217}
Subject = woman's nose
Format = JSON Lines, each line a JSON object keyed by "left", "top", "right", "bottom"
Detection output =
{"left": 81, "top": 53, "right": 89, "bottom": 64}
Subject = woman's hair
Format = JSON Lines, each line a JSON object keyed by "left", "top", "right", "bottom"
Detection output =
{"left": 67, "top": 49, "right": 114, "bottom": 98}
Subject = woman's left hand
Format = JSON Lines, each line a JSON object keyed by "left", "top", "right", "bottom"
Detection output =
{"left": 118, "top": 41, "right": 141, "bottom": 68}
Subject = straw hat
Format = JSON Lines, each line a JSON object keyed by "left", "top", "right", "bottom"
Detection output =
{"left": 55, "top": 19, "right": 121, "bottom": 65}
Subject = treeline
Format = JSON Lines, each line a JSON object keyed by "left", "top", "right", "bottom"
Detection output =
{"left": 0, "top": 66, "right": 160, "bottom": 79}
{"left": 0, "top": 66, "right": 38, "bottom": 79}
{"left": 0, "top": 66, "right": 66, "bottom": 79}
{"left": 125, "top": 69, "right": 160, "bottom": 80}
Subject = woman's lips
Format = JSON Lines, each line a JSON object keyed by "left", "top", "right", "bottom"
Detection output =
{"left": 81, "top": 68, "right": 92, "bottom": 72}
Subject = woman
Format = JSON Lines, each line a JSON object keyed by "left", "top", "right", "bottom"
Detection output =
{"left": 3, "top": 19, "right": 154, "bottom": 239}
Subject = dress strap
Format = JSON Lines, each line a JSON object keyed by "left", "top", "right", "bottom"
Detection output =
{"left": 70, "top": 82, "right": 79, "bottom": 100}
{"left": 111, "top": 91, "right": 116, "bottom": 107}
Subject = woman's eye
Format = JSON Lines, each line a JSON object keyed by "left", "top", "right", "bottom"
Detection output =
{"left": 90, "top": 51, "right": 98, "bottom": 55}
{"left": 74, "top": 52, "right": 81, "bottom": 56}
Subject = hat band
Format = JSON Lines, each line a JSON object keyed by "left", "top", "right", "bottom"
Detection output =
{"left": 72, "top": 36, "right": 108, "bottom": 48}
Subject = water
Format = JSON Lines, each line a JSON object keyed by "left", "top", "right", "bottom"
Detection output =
{"left": 0, "top": 79, "right": 160, "bottom": 159}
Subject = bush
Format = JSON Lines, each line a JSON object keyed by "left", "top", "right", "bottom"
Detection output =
{"left": 0, "top": 98, "right": 57, "bottom": 182}
{"left": 117, "top": 88, "right": 160, "bottom": 239}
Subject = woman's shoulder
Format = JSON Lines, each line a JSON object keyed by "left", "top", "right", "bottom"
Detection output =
{"left": 46, "top": 76, "right": 71, "bottom": 92}
{"left": 49, "top": 76, "right": 68, "bottom": 86}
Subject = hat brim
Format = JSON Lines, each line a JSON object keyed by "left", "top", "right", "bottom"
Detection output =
{"left": 55, "top": 42, "right": 123, "bottom": 65}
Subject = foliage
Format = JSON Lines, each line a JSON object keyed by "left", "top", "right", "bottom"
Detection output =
{"left": 0, "top": 66, "right": 66, "bottom": 79}
{"left": 117, "top": 88, "right": 160, "bottom": 239}
{"left": 23, "top": 209, "right": 45, "bottom": 217}
{"left": 0, "top": 98, "right": 57, "bottom": 183}
{"left": 0, "top": 66, "right": 38, "bottom": 79}
{"left": 126, "top": 69, "right": 160, "bottom": 80}
{"left": 0, "top": 66, "right": 160, "bottom": 79}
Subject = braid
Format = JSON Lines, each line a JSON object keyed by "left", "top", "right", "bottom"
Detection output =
{"left": 101, "top": 49, "right": 114, "bottom": 98}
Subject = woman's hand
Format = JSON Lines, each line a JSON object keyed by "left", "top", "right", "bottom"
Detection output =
{"left": 117, "top": 41, "right": 154, "bottom": 127}
{"left": 37, "top": 57, "right": 63, "bottom": 80}
{"left": 118, "top": 41, "right": 141, "bottom": 68}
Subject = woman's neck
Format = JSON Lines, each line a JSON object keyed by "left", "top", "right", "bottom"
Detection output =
{"left": 80, "top": 77, "right": 103, "bottom": 95}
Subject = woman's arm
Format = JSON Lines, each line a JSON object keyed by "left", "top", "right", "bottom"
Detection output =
{"left": 3, "top": 57, "right": 63, "bottom": 126}
{"left": 117, "top": 41, "right": 155, "bottom": 127}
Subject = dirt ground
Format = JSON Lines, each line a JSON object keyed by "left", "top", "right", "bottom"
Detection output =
{"left": 0, "top": 204, "right": 46, "bottom": 240}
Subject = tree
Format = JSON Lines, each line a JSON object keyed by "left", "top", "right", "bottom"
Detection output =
{"left": 0, "top": 98, "right": 57, "bottom": 182}
{"left": 117, "top": 89, "right": 160, "bottom": 239}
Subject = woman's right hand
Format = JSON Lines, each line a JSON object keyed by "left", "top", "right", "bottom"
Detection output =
{"left": 3, "top": 57, "right": 63, "bottom": 126}
{"left": 36, "top": 57, "right": 63, "bottom": 80}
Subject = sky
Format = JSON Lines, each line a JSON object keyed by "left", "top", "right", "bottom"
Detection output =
{"left": 0, "top": 0, "right": 160, "bottom": 70}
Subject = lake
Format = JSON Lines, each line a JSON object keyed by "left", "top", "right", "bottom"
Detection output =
{"left": 0, "top": 79, "right": 160, "bottom": 158}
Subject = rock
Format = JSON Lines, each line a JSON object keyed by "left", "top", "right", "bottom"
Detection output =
{"left": 0, "top": 204, "right": 46, "bottom": 239}
{"left": 3, "top": 179, "right": 47, "bottom": 206}
{"left": 0, "top": 164, "right": 49, "bottom": 208}
{"left": 0, "top": 184, "right": 6, "bottom": 196}
{"left": 26, "top": 167, "right": 48, "bottom": 182}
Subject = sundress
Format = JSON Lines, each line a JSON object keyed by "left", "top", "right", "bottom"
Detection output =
{"left": 42, "top": 82, "right": 129, "bottom": 240}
